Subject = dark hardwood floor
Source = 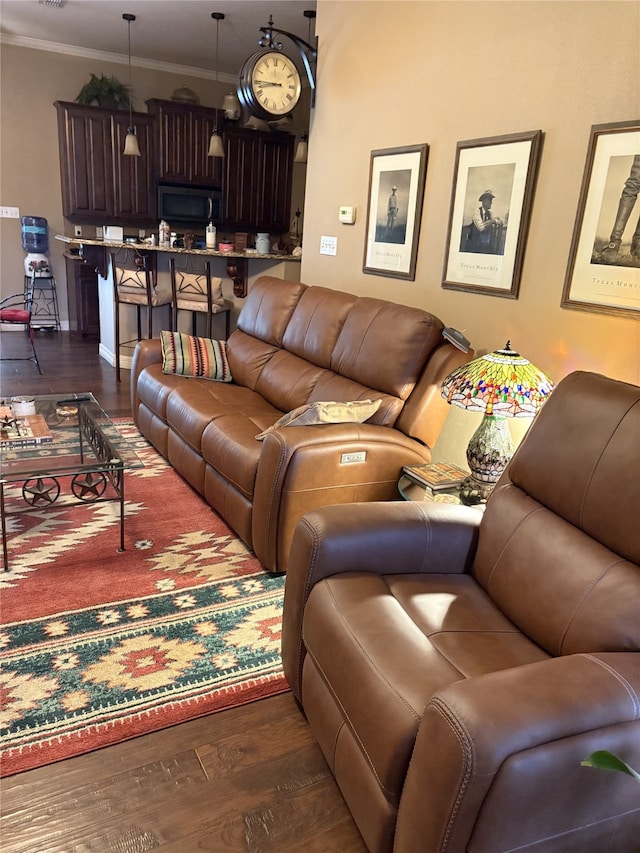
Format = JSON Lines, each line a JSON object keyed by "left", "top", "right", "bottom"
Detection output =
{"left": 0, "top": 332, "right": 367, "bottom": 853}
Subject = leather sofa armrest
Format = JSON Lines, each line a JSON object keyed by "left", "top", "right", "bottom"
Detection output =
{"left": 395, "top": 652, "right": 640, "bottom": 853}
{"left": 130, "top": 339, "right": 162, "bottom": 426}
{"left": 253, "top": 422, "right": 461, "bottom": 573}
{"left": 281, "top": 501, "right": 481, "bottom": 700}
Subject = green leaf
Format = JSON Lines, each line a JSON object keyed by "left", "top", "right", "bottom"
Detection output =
{"left": 581, "top": 750, "right": 640, "bottom": 782}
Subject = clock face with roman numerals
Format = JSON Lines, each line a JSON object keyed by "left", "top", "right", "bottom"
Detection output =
{"left": 237, "top": 51, "right": 302, "bottom": 119}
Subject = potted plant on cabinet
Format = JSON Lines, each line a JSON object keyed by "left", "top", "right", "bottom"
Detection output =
{"left": 76, "top": 74, "right": 130, "bottom": 109}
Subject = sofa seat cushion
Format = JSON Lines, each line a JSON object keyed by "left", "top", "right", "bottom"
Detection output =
{"left": 302, "top": 572, "right": 549, "bottom": 806}
{"left": 159, "top": 381, "right": 280, "bottom": 499}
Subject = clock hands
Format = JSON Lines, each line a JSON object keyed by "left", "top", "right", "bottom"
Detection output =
{"left": 255, "top": 81, "right": 283, "bottom": 88}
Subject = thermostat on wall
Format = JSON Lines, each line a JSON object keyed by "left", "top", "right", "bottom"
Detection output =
{"left": 339, "top": 206, "right": 356, "bottom": 224}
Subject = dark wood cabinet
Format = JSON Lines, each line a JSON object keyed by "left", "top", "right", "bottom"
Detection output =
{"left": 222, "top": 127, "right": 294, "bottom": 233}
{"left": 258, "top": 133, "right": 295, "bottom": 233}
{"left": 56, "top": 102, "right": 113, "bottom": 222}
{"left": 146, "top": 99, "right": 223, "bottom": 188}
{"left": 55, "top": 100, "right": 295, "bottom": 233}
{"left": 111, "top": 112, "right": 156, "bottom": 221}
{"left": 55, "top": 101, "right": 155, "bottom": 225}
{"left": 222, "top": 128, "right": 263, "bottom": 228}
{"left": 64, "top": 256, "right": 99, "bottom": 339}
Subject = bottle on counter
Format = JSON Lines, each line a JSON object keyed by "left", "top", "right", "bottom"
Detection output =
{"left": 255, "top": 232, "right": 270, "bottom": 254}
{"left": 206, "top": 222, "right": 217, "bottom": 249}
{"left": 159, "top": 220, "right": 170, "bottom": 246}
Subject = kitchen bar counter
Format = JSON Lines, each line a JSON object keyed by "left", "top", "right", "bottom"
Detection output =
{"left": 54, "top": 235, "right": 302, "bottom": 372}
{"left": 54, "top": 235, "right": 301, "bottom": 298}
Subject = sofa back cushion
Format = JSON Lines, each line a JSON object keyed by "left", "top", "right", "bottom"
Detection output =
{"left": 330, "top": 298, "right": 444, "bottom": 398}
{"left": 282, "top": 286, "right": 357, "bottom": 368}
{"left": 473, "top": 372, "right": 640, "bottom": 656}
{"left": 228, "top": 276, "right": 451, "bottom": 427}
{"left": 227, "top": 277, "right": 305, "bottom": 393}
{"left": 236, "top": 275, "right": 305, "bottom": 346}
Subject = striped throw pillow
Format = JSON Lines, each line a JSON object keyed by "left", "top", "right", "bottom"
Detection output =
{"left": 160, "top": 331, "right": 232, "bottom": 382}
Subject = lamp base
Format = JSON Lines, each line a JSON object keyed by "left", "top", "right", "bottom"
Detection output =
{"left": 460, "top": 415, "right": 513, "bottom": 506}
{"left": 459, "top": 475, "right": 496, "bottom": 506}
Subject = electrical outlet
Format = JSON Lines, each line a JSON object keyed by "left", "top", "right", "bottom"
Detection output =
{"left": 74, "top": 225, "right": 83, "bottom": 237}
{"left": 0, "top": 206, "right": 20, "bottom": 218}
{"left": 320, "top": 235, "right": 337, "bottom": 256}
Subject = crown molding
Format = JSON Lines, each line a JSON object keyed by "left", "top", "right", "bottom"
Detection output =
{"left": 0, "top": 33, "right": 237, "bottom": 85}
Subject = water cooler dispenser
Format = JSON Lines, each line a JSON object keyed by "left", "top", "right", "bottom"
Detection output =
{"left": 22, "top": 215, "right": 60, "bottom": 331}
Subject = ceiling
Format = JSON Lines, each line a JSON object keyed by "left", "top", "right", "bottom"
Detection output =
{"left": 0, "top": 0, "right": 318, "bottom": 82}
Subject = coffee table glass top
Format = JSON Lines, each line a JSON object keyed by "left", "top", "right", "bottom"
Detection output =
{"left": 0, "top": 392, "right": 142, "bottom": 480}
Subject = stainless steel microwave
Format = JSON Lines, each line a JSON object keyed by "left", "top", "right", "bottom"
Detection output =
{"left": 157, "top": 183, "right": 222, "bottom": 227}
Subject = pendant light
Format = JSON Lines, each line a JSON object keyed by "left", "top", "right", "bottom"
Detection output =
{"left": 294, "top": 134, "right": 308, "bottom": 164}
{"left": 208, "top": 12, "right": 225, "bottom": 158}
{"left": 122, "top": 13, "right": 140, "bottom": 156}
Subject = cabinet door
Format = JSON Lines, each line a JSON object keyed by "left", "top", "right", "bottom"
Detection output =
{"left": 55, "top": 101, "right": 155, "bottom": 225}
{"left": 152, "top": 101, "right": 191, "bottom": 183}
{"left": 258, "top": 134, "right": 294, "bottom": 232}
{"left": 190, "top": 110, "right": 223, "bottom": 188}
{"left": 148, "top": 99, "right": 222, "bottom": 187}
{"left": 56, "top": 102, "right": 113, "bottom": 221}
{"left": 222, "top": 129, "right": 262, "bottom": 228}
{"left": 112, "top": 113, "right": 156, "bottom": 222}
{"left": 64, "top": 257, "right": 99, "bottom": 338}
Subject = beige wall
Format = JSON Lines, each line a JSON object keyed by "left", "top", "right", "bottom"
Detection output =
{"left": 298, "top": 0, "right": 639, "bottom": 463}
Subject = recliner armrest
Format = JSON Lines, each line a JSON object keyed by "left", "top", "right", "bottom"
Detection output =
{"left": 281, "top": 501, "right": 481, "bottom": 699}
{"left": 395, "top": 652, "right": 640, "bottom": 852}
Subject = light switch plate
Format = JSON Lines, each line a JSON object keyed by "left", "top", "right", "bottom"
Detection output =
{"left": 320, "top": 235, "right": 337, "bottom": 255}
{"left": 0, "top": 206, "right": 19, "bottom": 218}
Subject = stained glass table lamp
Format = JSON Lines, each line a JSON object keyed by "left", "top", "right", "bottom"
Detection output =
{"left": 441, "top": 342, "right": 554, "bottom": 505}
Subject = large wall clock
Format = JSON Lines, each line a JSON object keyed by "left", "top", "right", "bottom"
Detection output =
{"left": 237, "top": 50, "right": 302, "bottom": 120}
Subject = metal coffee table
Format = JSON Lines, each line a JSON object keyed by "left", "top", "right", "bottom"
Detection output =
{"left": 0, "top": 393, "right": 142, "bottom": 571}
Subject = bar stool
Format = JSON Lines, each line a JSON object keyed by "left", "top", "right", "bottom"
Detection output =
{"left": 24, "top": 272, "right": 61, "bottom": 331}
{"left": 169, "top": 255, "right": 233, "bottom": 339}
{"left": 110, "top": 249, "right": 171, "bottom": 382}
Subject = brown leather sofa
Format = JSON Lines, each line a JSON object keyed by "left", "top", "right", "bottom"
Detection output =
{"left": 282, "top": 371, "right": 640, "bottom": 852}
{"left": 130, "top": 276, "right": 470, "bottom": 573}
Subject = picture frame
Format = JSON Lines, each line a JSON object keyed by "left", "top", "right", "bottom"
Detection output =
{"left": 561, "top": 120, "right": 640, "bottom": 319}
{"left": 442, "top": 130, "right": 543, "bottom": 298}
{"left": 363, "top": 144, "right": 428, "bottom": 280}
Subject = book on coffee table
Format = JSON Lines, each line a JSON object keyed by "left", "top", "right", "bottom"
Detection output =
{"left": 402, "top": 461, "right": 468, "bottom": 491}
{"left": 0, "top": 414, "right": 53, "bottom": 448}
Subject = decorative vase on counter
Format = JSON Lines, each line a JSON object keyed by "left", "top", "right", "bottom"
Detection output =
{"left": 255, "top": 233, "right": 270, "bottom": 254}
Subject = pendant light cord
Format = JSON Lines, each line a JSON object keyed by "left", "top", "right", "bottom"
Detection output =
{"left": 123, "top": 13, "right": 135, "bottom": 131}
{"left": 128, "top": 19, "right": 132, "bottom": 128}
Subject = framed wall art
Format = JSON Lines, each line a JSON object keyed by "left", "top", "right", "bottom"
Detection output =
{"left": 442, "top": 130, "right": 543, "bottom": 298}
{"left": 561, "top": 120, "right": 640, "bottom": 319}
{"left": 363, "top": 143, "right": 428, "bottom": 280}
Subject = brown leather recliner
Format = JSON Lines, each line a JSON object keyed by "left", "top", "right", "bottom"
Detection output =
{"left": 282, "top": 371, "right": 640, "bottom": 852}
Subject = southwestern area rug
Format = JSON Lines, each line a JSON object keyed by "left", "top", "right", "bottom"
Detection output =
{"left": 0, "top": 422, "right": 287, "bottom": 777}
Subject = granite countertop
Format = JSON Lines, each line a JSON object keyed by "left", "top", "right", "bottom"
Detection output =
{"left": 55, "top": 235, "right": 301, "bottom": 262}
